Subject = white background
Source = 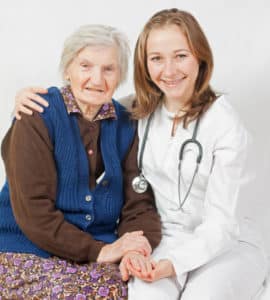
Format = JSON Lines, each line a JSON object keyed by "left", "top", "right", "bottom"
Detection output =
{"left": 0, "top": 0, "right": 269, "bottom": 253}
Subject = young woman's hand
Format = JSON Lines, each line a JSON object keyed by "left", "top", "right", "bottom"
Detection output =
{"left": 15, "top": 86, "right": 48, "bottom": 120}
{"left": 121, "top": 257, "right": 176, "bottom": 282}
{"left": 145, "top": 259, "right": 176, "bottom": 282}
{"left": 97, "top": 231, "right": 152, "bottom": 263}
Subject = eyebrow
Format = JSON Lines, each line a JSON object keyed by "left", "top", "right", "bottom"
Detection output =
{"left": 78, "top": 58, "right": 116, "bottom": 66}
{"left": 147, "top": 49, "right": 191, "bottom": 55}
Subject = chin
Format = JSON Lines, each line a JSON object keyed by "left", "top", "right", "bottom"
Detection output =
{"left": 83, "top": 97, "right": 108, "bottom": 106}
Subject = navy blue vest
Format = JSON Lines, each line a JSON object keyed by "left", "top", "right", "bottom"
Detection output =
{"left": 0, "top": 87, "right": 136, "bottom": 257}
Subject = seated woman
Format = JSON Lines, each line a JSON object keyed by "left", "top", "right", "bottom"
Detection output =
{"left": 122, "top": 9, "right": 269, "bottom": 300}
{"left": 12, "top": 9, "right": 269, "bottom": 300}
{"left": 0, "top": 24, "right": 161, "bottom": 299}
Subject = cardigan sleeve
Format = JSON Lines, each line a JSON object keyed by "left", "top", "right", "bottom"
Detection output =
{"left": 1, "top": 112, "right": 105, "bottom": 262}
{"left": 118, "top": 130, "right": 162, "bottom": 250}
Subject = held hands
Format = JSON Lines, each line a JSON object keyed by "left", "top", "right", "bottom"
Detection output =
{"left": 120, "top": 252, "right": 176, "bottom": 282}
{"left": 15, "top": 86, "right": 48, "bottom": 120}
{"left": 97, "top": 231, "right": 152, "bottom": 263}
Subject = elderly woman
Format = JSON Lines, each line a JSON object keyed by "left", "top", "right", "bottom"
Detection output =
{"left": 0, "top": 24, "right": 161, "bottom": 299}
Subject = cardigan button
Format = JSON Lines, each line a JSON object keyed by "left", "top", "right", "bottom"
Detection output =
{"left": 85, "top": 214, "right": 92, "bottom": 221}
{"left": 85, "top": 195, "right": 92, "bottom": 202}
{"left": 101, "top": 180, "right": 109, "bottom": 187}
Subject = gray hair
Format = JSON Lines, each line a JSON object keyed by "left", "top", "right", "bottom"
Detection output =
{"left": 59, "top": 24, "right": 130, "bottom": 85}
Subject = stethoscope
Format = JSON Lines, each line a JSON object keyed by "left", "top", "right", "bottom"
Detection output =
{"left": 132, "top": 113, "right": 203, "bottom": 211}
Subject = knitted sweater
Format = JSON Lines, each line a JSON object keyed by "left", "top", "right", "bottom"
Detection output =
{"left": 0, "top": 87, "right": 135, "bottom": 257}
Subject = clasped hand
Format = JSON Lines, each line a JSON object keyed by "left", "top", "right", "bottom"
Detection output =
{"left": 97, "top": 231, "right": 151, "bottom": 263}
{"left": 119, "top": 251, "right": 175, "bottom": 282}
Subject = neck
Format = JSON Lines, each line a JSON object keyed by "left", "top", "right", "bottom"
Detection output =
{"left": 163, "top": 97, "right": 189, "bottom": 116}
{"left": 76, "top": 100, "right": 101, "bottom": 121}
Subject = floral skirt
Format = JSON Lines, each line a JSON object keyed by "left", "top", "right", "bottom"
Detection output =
{"left": 0, "top": 252, "right": 128, "bottom": 299}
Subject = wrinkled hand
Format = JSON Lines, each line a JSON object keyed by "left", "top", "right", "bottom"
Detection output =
{"left": 119, "top": 251, "right": 156, "bottom": 281}
{"left": 123, "top": 257, "right": 176, "bottom": 282}
{"left": 15, "top": 86, "right": 48, "bottom": 120}
{"left": 97, "top": 231, "right": 152, "bottom": 263}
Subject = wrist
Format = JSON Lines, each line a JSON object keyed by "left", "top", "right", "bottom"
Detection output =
{"left": 167, "top": 260, "right": 176, "bottom": 277}
{"left": 97, "top": 244, "right": 110, "bottom": 262}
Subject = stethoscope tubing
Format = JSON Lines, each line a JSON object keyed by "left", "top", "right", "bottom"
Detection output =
{"left": 134, "top": 112, "right": 203, "bottom": 210}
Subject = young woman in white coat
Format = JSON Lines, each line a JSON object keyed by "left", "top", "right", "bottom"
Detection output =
{"left": 12, "top": 8, "right": 268, "bottom": 300}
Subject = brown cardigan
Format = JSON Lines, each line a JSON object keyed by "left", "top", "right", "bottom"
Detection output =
{"left": 1, "top": 111, "right": 161, "bottom": 262}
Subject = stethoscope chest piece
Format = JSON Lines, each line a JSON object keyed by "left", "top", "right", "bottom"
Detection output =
{"left": 132, "top": 174, "right": 148, "bottom": 193}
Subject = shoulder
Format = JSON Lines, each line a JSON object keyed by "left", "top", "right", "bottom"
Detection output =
{"left": 117, "top": 93, "right": 137, "bottom": 110}
{"left": 112, "top": 99, "right": 132, "bottom": 123}
{"left": 204, "top": 95, "right": 239, "bottom": 123}
{"left": 39, "top": 86, "right": 63, "bottom": 109}
{"left": 202, "top": 95, "right": 247, "bottom": 134}
{"left": 39, "top": 87, "right": 68, "bottom": 123}
{"left": 201, "top": 95, "right": 251, "bottom": 148}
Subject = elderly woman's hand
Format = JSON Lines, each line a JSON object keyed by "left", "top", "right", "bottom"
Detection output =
{"left": 128, "top": 258, "right": 176, "bottom": 282}
{"left": 15, "top": 86, "right": 48, "bottom": 120}
{"left": 97, "top": 231, "right": 152, "bottom": 263}
{"left": 119, "top": 250, "right": 156, "bottom": 281}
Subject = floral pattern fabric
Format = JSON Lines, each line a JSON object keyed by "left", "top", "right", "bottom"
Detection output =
{"left": 0, "top": 252, "right": 128, "bottom": 299}
{"left": 61, "top": 85, "right": 117, "bottom": 121}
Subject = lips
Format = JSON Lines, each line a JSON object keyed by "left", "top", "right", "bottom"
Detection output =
{"left": 85, "top": 87, "right": 104, "bottom": 93}
{"left": 161, "top": 78, "right": 185, "bottom": 87}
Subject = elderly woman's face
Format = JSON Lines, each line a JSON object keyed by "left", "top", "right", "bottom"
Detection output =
{"left": 66, "top": 45, "right": 120, "bottom": 107}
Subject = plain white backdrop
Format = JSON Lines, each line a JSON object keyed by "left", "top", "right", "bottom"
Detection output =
{"left": 0, "top": 0, "right": 269, "bottom": 256}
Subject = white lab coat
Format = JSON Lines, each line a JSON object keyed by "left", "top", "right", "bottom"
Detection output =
{"left": 128, "top": 96, "right": 268, "bottom": 300}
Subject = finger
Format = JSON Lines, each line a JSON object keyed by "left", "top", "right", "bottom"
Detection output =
{"left": 24, "top": 94, "right": 49, "bottom": 107}
{"left": 129, "top": 257, "right": 141, "bottom": 272}
{"left": 148, "top": 269, "right": 157, "bottom": 281}
{"left": 144, "top": 259, "right": 154, "bottom": 276}
{"left": 19, "top": 106, "right": 33, "bottom": 115}
{"left": 127, "top": 261, "right": 143, "bottom": 278}
{"left": 151, "top": 259, "right": 157, "bottom": 269}
{"left": 138, "top": 258, "right": 148, "bottom": 277}
{"left": 23, "top": 101, "right": 44, "bottom": 113}
{"left": 129, "top": 230, "right": 144, "bottom": 236}
{"left": 142, "top": 242, "right": 152, "bottom": 257}
{"left": 15, "top": 112, "right": 21, "bottom": 120}
{"left": 119, "top": 261, "right": 130, "bottom": 281}
{"left": 29, "top": 86, "right": 48, "bottom": 94}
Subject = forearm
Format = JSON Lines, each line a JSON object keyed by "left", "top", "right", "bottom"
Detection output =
{"left": 118, "top": 131, "right": 161, "bottom": 250}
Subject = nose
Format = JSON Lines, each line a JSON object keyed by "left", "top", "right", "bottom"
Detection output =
{"left": 163, "top": 59, "right": 177, "bottom": 77}
{"left": 90, "top": 67, "right": 104, "bottom": 85}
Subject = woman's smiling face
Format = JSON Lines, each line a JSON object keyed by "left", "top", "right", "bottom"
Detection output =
{"left": 65, "top": 45, "right": 120, "bottom": 110}
{"left": 146, "top": 24, "right": 199, "bottom": 106}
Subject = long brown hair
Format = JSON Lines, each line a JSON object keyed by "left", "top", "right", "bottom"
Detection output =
{"left": 132, "top": 8, "right": 217, "bottom": 127}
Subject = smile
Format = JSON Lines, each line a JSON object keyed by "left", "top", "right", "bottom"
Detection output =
{"left": 85, "top": 87, "right": 104, "bottom": 93}
{"left": 161, "top": 78, "right": 184, "bottom": 87}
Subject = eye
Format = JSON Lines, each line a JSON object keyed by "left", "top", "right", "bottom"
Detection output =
{"left": 176, "top": 54, "right": 187, "bottom": 59}
{"left": 104, "top": 66, "right": 115, "bottom": 72}
{"left": 80, "top": 62, "right": 92, "bottom": 70}
{"left": 150, "top": 56, "right": 162, "bottom": 62}
{"left": 81, "top": 63, "right": 88, "bottom": 68}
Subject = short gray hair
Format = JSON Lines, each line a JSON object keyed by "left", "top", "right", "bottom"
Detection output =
{"left": 60, "top": 24, "right": 130, "bottom": 85}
